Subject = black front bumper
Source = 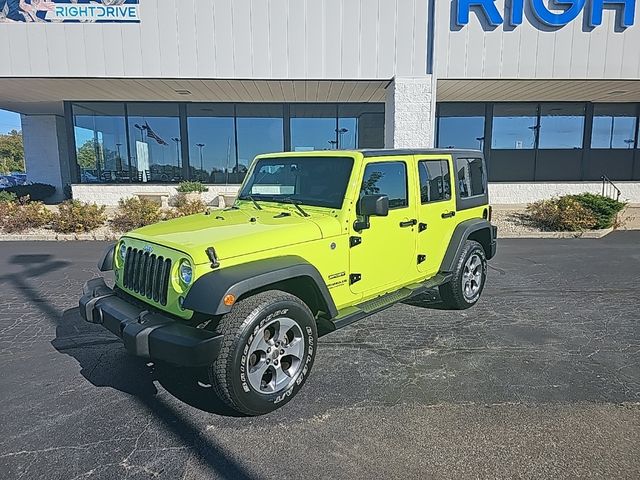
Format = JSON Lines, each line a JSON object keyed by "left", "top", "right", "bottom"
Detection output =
{"left": 79, "top": 278, "right": 223, "bottom": 367}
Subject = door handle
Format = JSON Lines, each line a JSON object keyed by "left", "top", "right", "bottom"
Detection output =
{"left": 399, "top": 219, "right": 417, "bottom": 228}
{"left": 441, "top": 211, "right": 456, "bottom": 219}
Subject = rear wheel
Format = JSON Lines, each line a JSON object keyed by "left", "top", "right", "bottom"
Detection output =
{"left": 439, "top": 240, "right": 487, "bottom": 310}
{"left": 209, "top": 290, "right": 317, "bottom": 416}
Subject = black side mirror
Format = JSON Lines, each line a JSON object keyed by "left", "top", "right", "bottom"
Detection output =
{"left": 354, "top": 194, "right": 389, "bottom": 231}
{"left": 358, "top": 194, "right": 389, "bottom": 217}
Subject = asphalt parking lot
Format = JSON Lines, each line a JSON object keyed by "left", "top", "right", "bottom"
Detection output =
{"left": 1, "top": 233, "right": 639, "bottom": 479}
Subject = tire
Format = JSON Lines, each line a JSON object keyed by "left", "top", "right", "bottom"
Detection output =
{"left": 209, "top": 290, "right": 318, "bottom": 416}
{"left": 439, "top": 240, "right": 487, "bottom": 310}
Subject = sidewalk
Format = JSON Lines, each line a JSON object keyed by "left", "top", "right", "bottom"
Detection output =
{"left": 618, "top": 205, "right": 640, "bottom": 230}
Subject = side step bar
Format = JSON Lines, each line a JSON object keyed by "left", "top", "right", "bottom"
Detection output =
{"left": 319, "top": 273, "right": 451, "bottom": 335}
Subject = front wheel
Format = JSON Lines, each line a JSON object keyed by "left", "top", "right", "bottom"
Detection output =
{"left": 439, "top": 240, "right": 487, "bottom": 310}
{"left": 209, "top": 290, "right": 317, "bottom": 415}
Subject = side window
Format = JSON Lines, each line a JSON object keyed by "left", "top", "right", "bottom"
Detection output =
{"left": 456, "top": 157, "right": 485, "bottom": 198}
{"left": 360, "top": 161, "right": 408, "bottom": 209}
{"left": 418, "top": 160, "right": 451, "bottom": 204}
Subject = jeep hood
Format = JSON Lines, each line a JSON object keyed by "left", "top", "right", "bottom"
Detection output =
{"left": 126, "top": 208, "right": 340, "bottom": 264}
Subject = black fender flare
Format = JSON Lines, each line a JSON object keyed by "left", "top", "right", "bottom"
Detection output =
{"left": 182, "top": 255, "right": 338, "bottom": 317}
{"left": 98, "top": 242, "right": 115, "bottom": 272}
{"left": 439, "top": 219, "right": 496, "bottom": 272}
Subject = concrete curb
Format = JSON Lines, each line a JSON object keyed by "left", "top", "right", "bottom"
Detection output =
{"left": 0, "top": 233, "right": 119, "bottom": 241}
{"left": 499, "top": 227, "right": 614, "bottom": 239}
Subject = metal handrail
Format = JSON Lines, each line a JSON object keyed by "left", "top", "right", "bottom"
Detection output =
{"left": 601, "top": 175, "right": 621, "bottom": 201}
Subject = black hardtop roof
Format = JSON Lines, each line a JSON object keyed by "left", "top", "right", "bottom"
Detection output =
{"left": 360, "top": 148, "right": 484, "bottom": 158}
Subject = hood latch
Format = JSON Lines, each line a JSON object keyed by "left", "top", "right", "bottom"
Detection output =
{"left": 206, "top": 247, "right": 220, "bottom": 269}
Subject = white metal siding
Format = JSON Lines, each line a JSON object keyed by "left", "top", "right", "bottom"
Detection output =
{"left": 0, "top": 0, "right": 429, "bottom": 79}
{"left": 436, "top": 0, "right": 640, "bottom": 79}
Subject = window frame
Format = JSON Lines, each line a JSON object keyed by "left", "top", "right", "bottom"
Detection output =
{"left": 490, "top": 103, "right": 538, "bottom": 150}
{"left": 537, "top": 103, "right": 586, "bottom": 150}
{"left": 436, "top": 102, "right": 486, "bottom": 150}
{"left": 360, "top": 160, "right": 409, "bottom": 210}
{"left": 454, "top": 154, "right": 489, "bottom": 211}
{"left": 417, "top": 158, "right": 452, "bottom": 205}
{"left": 239, "top": 155, "right": 354, "bottom": 210}
{"left": 590, "top": 103, "right": 638, "bottom": 150}
{"left": 186, "top": 103, "right": 237, "bottom": 183}
{"left": 126, "top": 102, "right": 182, "bottom": 183}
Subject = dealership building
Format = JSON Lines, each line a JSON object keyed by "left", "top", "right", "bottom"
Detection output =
{"left": 1, "top": 0, "right": 639, "bottom": 204}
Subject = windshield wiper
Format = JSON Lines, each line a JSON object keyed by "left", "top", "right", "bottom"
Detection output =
{"left": 238, "top": 195, "right": 262, "bottom": 210}
{"left": 280, "top": 197, "right": 310, "bottom": 217}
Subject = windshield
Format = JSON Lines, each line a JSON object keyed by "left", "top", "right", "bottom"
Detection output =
{"left": 238, "top": 156, "right": 354, "bottom": 209}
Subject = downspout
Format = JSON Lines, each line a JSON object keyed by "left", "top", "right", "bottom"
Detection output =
{"left": 426, "top": 0, "right": 436, "bottom": 75}
{"left": 427, "top": 0, "right": 438, "bottom": 147}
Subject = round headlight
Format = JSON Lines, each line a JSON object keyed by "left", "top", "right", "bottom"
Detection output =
{"left": 179, "top": 260, "right": 193, "bottom": 285}
{"left": 119, "top": 242, "right": 127, "bottom": 261}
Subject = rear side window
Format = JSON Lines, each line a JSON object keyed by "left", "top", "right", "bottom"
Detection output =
{"left": 360, "top": 161, "right": 408, "bottom": 209}
{"left": 456, "top": 157, "right": 485, "bottom": 198}
{"left": 418, "top": 160, "right": 451, "bottom": 203}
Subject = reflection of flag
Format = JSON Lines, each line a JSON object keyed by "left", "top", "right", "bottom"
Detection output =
{"left": 144, "top": 122, "right": 168, "bottom": 145}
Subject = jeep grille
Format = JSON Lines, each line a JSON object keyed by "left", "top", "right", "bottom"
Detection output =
{"left": 122, "top": 247, "right": 171, "bottom": 306}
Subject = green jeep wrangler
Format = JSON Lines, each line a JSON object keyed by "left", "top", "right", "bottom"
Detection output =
{"left": 80, "top": 149, "right": 496, "bottom": 415}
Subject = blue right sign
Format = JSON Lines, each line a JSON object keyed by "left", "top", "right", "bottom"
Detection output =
{"left": 455, "top": 0, "right": 635, "bottom": 28}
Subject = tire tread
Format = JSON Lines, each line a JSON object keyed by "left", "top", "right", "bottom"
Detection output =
{"left": 439, "top": 240, "right": 486, "bottom": 310}
{"left": 209, "top": 290, "right": 313, "bottom": 415}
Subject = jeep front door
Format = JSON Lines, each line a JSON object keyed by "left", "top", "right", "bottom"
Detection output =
{"left": 415, "top": 156, "right": 457, "bottom": 276}
{"left": 349, "top": 160, "right": 417, "bottom": 295}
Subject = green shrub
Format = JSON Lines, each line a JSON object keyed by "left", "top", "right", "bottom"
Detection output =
{"left": 166, "top": 193, "right": 208, "bottom": 218}
{"left": 0, "top": 200, "right": 52, "bottom": 233}
{"left": 51, "top": 200, "right": 106, "bottom": 233}
{"left": 526, "top": 196, "right": 597, "bottom": 232}
{"left": 570, "top": 193, "right": 626, "bottom": 229}
{"left": 0, "top": 191, "right": 17, "bottom": 203}
{"left": 112, "top": 197, "right": 162, "bottom": 231}
{"left": 176, "top": 181, "right": 208, "bottom": 193}
{"left": 5, "top": 183, "right": 56, "bottom": 202}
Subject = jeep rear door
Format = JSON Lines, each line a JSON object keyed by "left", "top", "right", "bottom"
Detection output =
{"left": 414, "top": 154, "right": 457, "bottom": 276}
{"left": 348, "top": 157, "right": 417, "bottom": 295}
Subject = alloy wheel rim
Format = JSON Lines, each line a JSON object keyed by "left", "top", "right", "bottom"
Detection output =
{"left": 246, "top": 317, "right": 305, "bottom": 395}
{"left": 462, "top": 253, "right": 483, "bottom": 301}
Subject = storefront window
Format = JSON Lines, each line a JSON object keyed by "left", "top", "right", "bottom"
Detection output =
{"left": 236, "top": 104, "right": 284, "bottom": 175}
{"left": 491, "top": 103, "right": 537, "bottom": 149}
{"left": 72, "top": 103, "right": 127, "bottom": 183}
{"left": 127, "top": 103, "right": 182, "bottom": 182}
{"left": 591, "top": 104, "right": 637, "bottom": 149}
{"left": 338, "top": 104, "right": 385, "bottom": 149}
{"left": 72, "top": 101, "right": 384, "bottom": 184}
{"left": 437, "top": 103, "right": 486, "bottom": 150}
{"left": 187, "top": 104, "right": 236, "bottom": 183}
{"left": 538, "top": 103, "right": 585, "bottom": 149}
{"left": 290, "top": 104, "right": 338, "bottom": 151}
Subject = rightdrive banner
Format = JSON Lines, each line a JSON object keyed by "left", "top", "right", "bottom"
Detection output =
{"left": 0, "top": 0, "right": 140, "bottom": 23}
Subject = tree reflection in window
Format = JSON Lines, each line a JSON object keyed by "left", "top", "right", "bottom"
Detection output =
{"left": 361, "top": 170, "right": 383, "bottom": 195}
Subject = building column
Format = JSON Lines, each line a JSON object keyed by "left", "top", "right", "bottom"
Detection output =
{"left": 384, "top": 76, "right": 437, "bottom": 149}
{"left": 21, "top": 114, "right": 73, "bottom": 203}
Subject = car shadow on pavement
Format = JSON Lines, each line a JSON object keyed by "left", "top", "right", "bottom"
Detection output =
{"left": 51, "top": 310, "right": 257, "bottom": 478}
{"left": 2, "top": 253, "right": 258, "bottom": 480}
{"left": 53, "top": 307, "right": 242, "bottom": 417}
